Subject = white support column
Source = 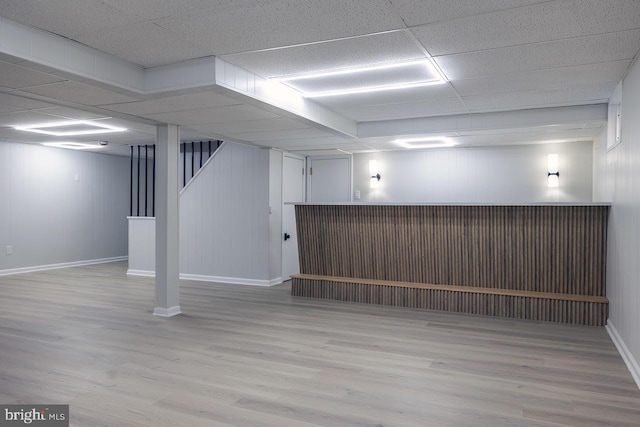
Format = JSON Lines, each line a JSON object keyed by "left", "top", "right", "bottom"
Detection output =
{"left": 154, "top": 124, "right": 181, "bottom": 317}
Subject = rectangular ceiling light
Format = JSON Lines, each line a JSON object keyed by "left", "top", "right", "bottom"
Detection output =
{"left": 394, "top": 136, "right": 455, "bottom": 149}
{"left": 42, "top": 142, "right": 104, "bottom": 150}
{"left": 15, "top": 120, "right": 126, "bottom": 136}
{"left": 274, "top": 59, "right": 446, "bottom": 98}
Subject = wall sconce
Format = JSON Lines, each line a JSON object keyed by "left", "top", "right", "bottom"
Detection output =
{"left": 547, "top": 154, "right": 559, "bottom": 188}
{"left": 369, "top": 159, "right": 381, "bottom": 189}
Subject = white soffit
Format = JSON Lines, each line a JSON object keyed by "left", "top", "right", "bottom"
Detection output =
{"left": 22, "top": 81, "right": 139, "bottom": 106}
{"left": 189, "top": 117, "right": 310, "bottom": 135}
{"left": 358, "top": 105, "right": 608, "bottom": 139}
{"left": 101, "top": 92, "right": 241, "bottom": 116}
{"left": 339, "top": 98, "right": 469, "bottom": 122}
{"left": 221, "top": 30, "right": 425, "bottom": 78}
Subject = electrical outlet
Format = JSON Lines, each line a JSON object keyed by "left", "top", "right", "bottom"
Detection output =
{"left": 74, "top": 173, "right": 80, "bottom": 182}
{"left": 6, "top": 246, "right": 12, "bottom": 255}
{"left": 354, "top": 190, "right": 361, "bottom": 200}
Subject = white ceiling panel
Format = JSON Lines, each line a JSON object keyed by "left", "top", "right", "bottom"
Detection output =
{"left": 222, "top": 31, "right": 425, "bottom": 78}
{"left": 144, "top": 104, "right": 280, "bottom": 125}
{"left": 0, "top": 103, "right": 23, "bottom": 115}
{"left": 338, "top": 98, "right": 468, "bottom": 122}
{"left": 0, "top": 0, "right": 141, "bottom": 38}
{"left": 412, "top": 0, "right": 640, "bottom": 56}
{"left": 155, "top": 0, "right": 404, "bottom": 56}
{"left": 189, "top": 117, "right": 308, "bottom": 135}
{"left": 0, "top": 61, "right": 65, "bottom": 89}
{"left": 102, "top": 92, "right": 240, "bottom": 116}
{"left": 102, "top": 0, "right": 246, "bottom": 21}
{"left": 452, "top": 60, "right": 631, "bottom": 97}
{"left": 435, "top": 30, "right": 640, "bottom": 80}
{"left": 72, "top": 21, "right": 212, "bottom": 68}
{"left": 23, "top": 81, "right": 139, "bottom": 106}
{"left": 33, "top": 106, "right": 106, "bottom": 120}
{"left": 0, "top": 92, "right": 53, "bottom": 110}
{"left": 462, "top": 82, "right": 617, "bottom": 113}
{"left": 225, "top": 127, "right": 331, "bottom": 142}
{"left": 317, "top": 83, "right": 459, "bottom": 109}
{"left": 0, "top": 110, "right": 59, "bottom": 127}
{"left": 388, "top": 0, "right": 549, "bottom": 27}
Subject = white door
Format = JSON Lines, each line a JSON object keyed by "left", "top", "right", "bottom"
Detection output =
{"left": 307, "top": 156, "right": 352, "bottom": 203}
{"left": 282, "top": 154, "right": 305, "bottom": 280}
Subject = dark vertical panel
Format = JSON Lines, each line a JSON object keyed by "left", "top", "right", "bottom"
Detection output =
{"left": 182, "top": 142, "right": 186, "bottom": 188}
{"left": 295, "top": 205, "right": 609, "bottom": 295}
{"left": 144, "top": 145, "right": 148, "bottom": 217}
{"left": 191, "top": 141, "right": 195, "bottom": 179}
{"left": 129, "top": 145, "right": 133, "bottom": 217}
{"left": 136, "top": 145, "right": 141, "bottom": 216}
{"left": 199, "top": 141, "right": 203, "bottom": 168}
{"left": 152, "top": 145, "right": 156, "bottom": 217}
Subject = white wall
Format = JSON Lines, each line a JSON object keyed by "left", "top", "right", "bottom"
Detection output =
{"left": 353, "top": 142, "right": 593, "bottom": 203}
{"left": 593, "top": 58, "right": 640, "bottom": 387}
{"left": 268, "top": 150, "right": 283, "bottom": 282}
{"left": 0, "top": 142, "right": 129, "bottom": 273}
{"left": 180, "top": 142, "right": 273, "bottom": 285}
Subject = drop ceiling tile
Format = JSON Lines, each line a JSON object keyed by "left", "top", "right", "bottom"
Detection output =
{"left": 102, "top": 92, "right": 240, "bottom": 116}
{"left": 435, "top": 30, "right": 640, "bottom": 80}
{"left": 0, "top": 104, "right": 23, "bottom": 115}
{"left": 155, "top": 0, "right": 404, "bottom": 56}
{"left": 33, "top": 106, "right": 106, "bottom": 120}
{"left": 23, "top": 81, "right": 138, "bottom": 106}
{"left": 316, "top": 84, "right": 459, "bottom": 109}
{"left": 0, "top": 110, "right": 59, "bottom": 127}
{"left": 388, "top": 0, "right": 548, "bottom": 27}
{"left": 144, "top": 104, "right": 280, "bottom": 125}
{"left": 412, "top": 0, "right": 640, "bottom": 56}
{"left": 190, "top": 117, "right": 308, "bottom": 135}
{"left": 225, "top": 127, "right": 330, "bottom": 142}
{"left": 0, "top": 0, "right": 142, "bottom": 38}
{"left": 337, "top": 97, "right": 469, "bottom": 122}
{"left": 0, "top": 92, "right": 54, "bottom": 110}
{"left": 0, "top": 61, "right": 65, "bottom": 89}
{"left": 103, "top": 0, "right": 246, "bottom": 21}
{"left": 452, "top": 60, "right": 631, "bottom": 97}
{"left": 462, "top": 82, "right": 618, "bottom": 113}
{"left": 72, "top": 21, "right": 212, "bottom": 68}
{"left": 222, "top": 31, "right": 425, "bottom": 78}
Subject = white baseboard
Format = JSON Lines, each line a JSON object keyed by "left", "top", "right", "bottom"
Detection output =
{"left": 126, "top": 269, "right": 155, "bottom": 277}
{"left": 153, "top": 306, "right": 182, "bottom": 317}
{"left": 0, "top": 256, "right": 128, "bottom": 277}
{"left": 606, "top": 319, "right": 640, "bottom": 391}
{"left": 127, "top": 270, "right": 282, "bottom": 287}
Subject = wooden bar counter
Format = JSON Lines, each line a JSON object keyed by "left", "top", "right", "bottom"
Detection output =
{"left": 291, "top": 203, "right": 610, "bottom": 326}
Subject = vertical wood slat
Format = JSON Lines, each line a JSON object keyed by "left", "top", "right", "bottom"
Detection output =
{"left": 292, "top": 278, "right": 608, "bottom": 326}
{"left": 296, "top": 205, "right": 608, "bottom": 296}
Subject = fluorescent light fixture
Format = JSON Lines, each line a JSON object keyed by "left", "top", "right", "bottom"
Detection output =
{"left": 15, "top": 120, "right": 126, "bottom": 136}
{"left": 274, "top": 59, "right": 446, "bottom": 98}
{"left": 547, "top": 154, "right": 559, "bottom": 187}
{"left": 304, "top": 80, "right": 443, "bottom": 98}
{"left": 42, "top": 142, "right": 103, "bottom": 150}
{"left": 277, "top": 59, "right": 440, "bottom": 82}
{"left": 394, "top": 136, "right": 455, "bottom": 149}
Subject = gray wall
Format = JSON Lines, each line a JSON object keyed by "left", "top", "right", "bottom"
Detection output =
{"left": 593, "top": 57, "right": 640, "bottom": 384}
{"left": 180, "top": 142, "right": 271, "bottom": 282}
{"left": 353, "top": 142, "right": 593, "bottom": 203}
{"left": 0, "top": 142, "right": 129, "bottom": 272}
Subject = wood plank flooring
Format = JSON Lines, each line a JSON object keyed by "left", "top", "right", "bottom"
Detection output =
{"left": 1, "top": 262, "right": 639, "bottom": 426}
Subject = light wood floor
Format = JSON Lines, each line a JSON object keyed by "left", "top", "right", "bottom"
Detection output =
{"left": 1, "top": 262, "right": 639, "bottom": 426}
